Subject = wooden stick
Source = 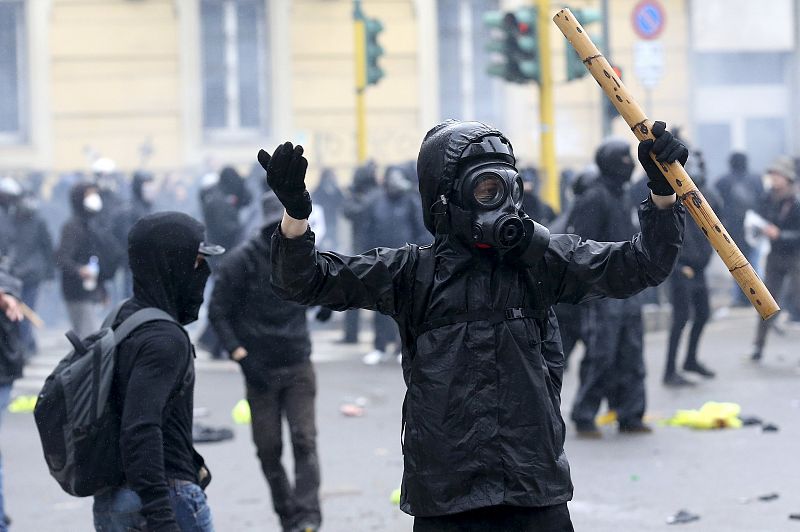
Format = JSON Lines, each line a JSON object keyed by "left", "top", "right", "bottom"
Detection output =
{"left": 19, "top": 302, "right": 44, "bottom": 329}
{"left": 553, "top": 8, "right": 779, "bottom": 320}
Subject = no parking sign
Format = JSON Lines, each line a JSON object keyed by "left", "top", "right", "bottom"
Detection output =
{"left": 631, "top": 0, "right": 666, "bottom": 40}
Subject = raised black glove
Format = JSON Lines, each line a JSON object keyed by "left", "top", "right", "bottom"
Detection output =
{"left": 257, "top": 142, "right": 312, "bottom": 220}
{"left": 637, "top": 121, "right": 689, "bottom": 196}
{"left": 315, "top": 307, "right": 333, "bottom": 322}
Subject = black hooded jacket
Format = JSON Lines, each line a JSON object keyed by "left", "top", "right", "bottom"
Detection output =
{"left": 271, "top": 121, "right": 684, "bottom": 517}
{"left": 110, "top": 212, "right": 209, "bottom": 532}
{"left": 55, "top": 183, "right": 122, "bottom": 302}
{"left": 0, "top": 271, "right": 23, "bottom": 385}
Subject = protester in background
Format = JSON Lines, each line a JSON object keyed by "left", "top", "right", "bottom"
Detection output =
{"left": 55, "top": 183, "right": 122, "bottom": 338}
{"left": 209, "top": 192, "right": 321, "bottom": 532}
{"left": 340, "top": 162, "right": 379, "bottom": 344}
{"left": 0, "top": 178, "right": 22, "bottom": 260}
{"left": 312, "top": 168, "right": 344, "bottom": 251}
{"left": 519, "top": 166, "right": 556, "bottom": 226}
{"left": 361, "top": 165, "right": 427, "bottom": 365}
{"left": 715, "top": 152, "right": 764, "bottom": 306}
{"left": 9, "top": 191, "right": 55, "bottom": 356}
{"left": 93, "top": 212, "right": 221, "bottom": 531}
{"left": 113, "top": 171, "right": 156, "bottom": 298}
{"left": 0, "top": 270, "right": 24, "bottom": 532}
{"left": 663, "top": 148, "right": 720, "bottom": 386}
{"left": 92, "top": 158, "right": 125, "bottom": 230}
{"left": 569, "top": 138, "right": 682, "bottom": 437}
{"left": 750, "top": 157, "right": 800, "bottom": 361}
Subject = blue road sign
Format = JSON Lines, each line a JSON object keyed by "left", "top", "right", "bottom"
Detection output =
{"left": 632, "top": 0, "right": 665, "bottom": 40}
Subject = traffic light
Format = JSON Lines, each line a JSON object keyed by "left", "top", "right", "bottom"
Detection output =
{"left": 565, "top": 7, "right": 602, "bottom": 81}
{"left": 484, "top": 8, "right": 539, "bottom": 84}
{"left": 364, "top": 17, "right": 384, "bottom": 86}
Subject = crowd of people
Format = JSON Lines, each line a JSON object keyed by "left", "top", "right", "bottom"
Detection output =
{"left": 0, "top": 122, "right": 797, "bottom": 530}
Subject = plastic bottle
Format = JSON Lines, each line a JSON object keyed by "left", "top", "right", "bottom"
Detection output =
{"left": 83, "top": 256, "right": 99, "bottom": 291}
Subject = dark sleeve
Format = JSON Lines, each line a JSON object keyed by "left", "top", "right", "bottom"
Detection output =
{"left": 271, "top": 227, "right": 413, "bottom": 316}
{"left": 120, "top": 324, "right": 188, "bottom": 532}
{"left": 208, "top": 256, "right": 245, "bottom": 354}
{"left": 0, "top": 271, "right": 22, "bottom": 298}
{"left": 39, "top": 220, "right": 56, "bottom": 279}
{"left": 548, "top": 197, "right": 685, "bottom": 304}
{"left": 567, "top": 187, "right": 607, "bottom": 241}
{"left": 54, "top": 223, "right": 82, "bottom": 276}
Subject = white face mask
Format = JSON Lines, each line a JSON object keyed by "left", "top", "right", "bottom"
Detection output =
{"left": 83, "top": 193, "right": 103, "bottom": 213}
{"left": 141, "top": 181, "right": 158, "bottom": 203}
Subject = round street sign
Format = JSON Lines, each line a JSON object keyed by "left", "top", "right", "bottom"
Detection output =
{"left": 632, "top": 0, "right": 666, "bottom": 40}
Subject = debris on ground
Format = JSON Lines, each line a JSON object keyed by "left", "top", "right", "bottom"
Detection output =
{"left": 739, "top": 415, "right": 762, "bottom": 426}
{"left": 390, "top": 488, "right": 401, "bottom": 505}
{"left": 596, "top": 410, "right": 617, "bottom": 426}
{"left": 741, "top": 493, "right": 780, "bottom": 504}
{"left": 666, "top": 402, "right": 742, "bottom": 429}
{"left": 193, "top": 423, "right": 234, "bottom": 443}
{"left": 762, "top": 423, "right": 780, "bottom": 432}
{"left": 666, "top": 510, "right": 700, "bottom": 525}
{"left": 231, "top": 399, "right": 251, "bottom": 424}
{"left": 789, "top": 513, "right": 800, "bottom": 520}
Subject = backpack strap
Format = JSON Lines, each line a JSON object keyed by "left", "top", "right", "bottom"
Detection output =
{"left": 112, "top": 308, "right": 178, "bottom": 346}
{"left": 101, "top": 299, "right": 130, "bottom": 330}
{"left": 417, "top": 307, "right": 547, "bottom": 334}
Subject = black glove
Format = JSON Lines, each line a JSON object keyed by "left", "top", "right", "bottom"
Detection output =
{"left": 637, "top": 121, "right": 689, "bottom": 196}
{"left": 315, "top": 307, "right": 333, "bottom": 322}
{"left": 257, "top": 142, "right": 312, "bottom": 220}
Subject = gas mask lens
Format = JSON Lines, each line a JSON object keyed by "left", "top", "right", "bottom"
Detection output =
{"left": 511, "top": 176, "right": 523, "bottom": 208}
{"left": 472, "top": 174, "right": 505, "bottom": 208}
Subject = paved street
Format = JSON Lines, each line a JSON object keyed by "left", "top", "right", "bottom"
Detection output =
{"left": 4, "top": 308, "right": 799, "bottom": 531}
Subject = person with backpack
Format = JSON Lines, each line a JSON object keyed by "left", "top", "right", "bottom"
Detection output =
{"left": 259, "top": 119, "right": 686, "bottom": 531}
{"left": 37, "top": 212, "right": 223, "bottom": 531}
{"left": 209, "top": 192, "right": 322, "bottom": 532}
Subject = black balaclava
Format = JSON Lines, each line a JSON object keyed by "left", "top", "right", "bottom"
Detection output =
{"left": 729, "top": 152, "right": 747, "bottom": 174}
{"left": 219, "top": 166, "right": 252, "bottom": 207}
{"left": 417, "top": 120, "right": 550, "bottom": 264}
{"left": 595, "top": 139, "right": 634, "bottom": 187}
{"left": 128, "top": 212, "right": 211, "bottom": 325}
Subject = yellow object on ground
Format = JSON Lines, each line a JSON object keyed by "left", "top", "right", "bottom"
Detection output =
{"left": 8, "top": 395, "right": 37, "bottom": 413}
{"left": 390, "top": 488, "right": 401, "bottom": 505}
{"left": 232, "top": 399, "right": 251, "bottom": 425}
{"left": 596, "top": 410, "right": 617, "bottom": 426}
{"left": 667, "top": 401, "right": 742, "bottom": 429}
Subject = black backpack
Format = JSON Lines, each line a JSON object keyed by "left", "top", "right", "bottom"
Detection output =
{"left": 34, "top": 303, "right": 181, "bottom": 497}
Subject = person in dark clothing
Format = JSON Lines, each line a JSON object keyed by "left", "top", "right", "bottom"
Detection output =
{"left": 112, "top": 171, "right": 156, "bottom": 298}
{"left": 340, "top": 162, "right": 380, "bottom": 344}
{"left": 259, "top": 119, "right": 685, "bottom": 530}
{"left": 570, "top": 135, "right": 687, "bottom": 438}
{"left": 663, "top": 149, "right": 720, "bottom": 386}
{"left": 8, "top": 192, "right": 55, "bottom": 355}
{"left": 0, "top": 270, "right": 24, "bottom": 532}
{"left": 312, "top": 168, "right": 344, "bottom": 251}
{"left": 715, "top": 152, "right": 764, "bottom": 306}
{"left": 519, "top": 166, "right": 556, "bottom": 226}
{"left": 362, "top": 166, "right": 428, "bottom": 364}
{"left": 209, "top": 192, "right": 321, "bottom": 532}
{"left": 55, "top": 183, "right": 123, "bottom": 338}
{"left": 750, "top": 157, "right": 800, "bottom": 361}
{"left": 92, "top": 212, "right": 223, "bottom": 532}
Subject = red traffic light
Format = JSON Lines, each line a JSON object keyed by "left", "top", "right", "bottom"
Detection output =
{"left": 518, "top": 22, "right": 530, "bottom": 33}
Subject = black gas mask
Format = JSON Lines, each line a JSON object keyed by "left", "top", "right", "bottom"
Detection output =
{"left": 443, "top": 136, "right": 550, "bottom": 265}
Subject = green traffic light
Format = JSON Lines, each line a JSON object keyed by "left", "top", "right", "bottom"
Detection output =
{"left": 365, "top": 16, "right": 384, "bottom": 86}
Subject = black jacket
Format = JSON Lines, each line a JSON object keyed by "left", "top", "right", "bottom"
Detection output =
{"left": 675, "top": 188, "right": 722, "bottom": 273}
{"left": 209, "top": 223, "right": 311, "bottom": 382}
{"left": 0, "top": 271, "right": 23, "bottom": 385}
{"left": 758, "top": 193, "right": 800, "bottom": 261}
{"left": 365, "top": 190, "right": 428, "bottom": 249}
{"left": 9, "top": 211, "right": 55, "bottom": 286}
{"left": 271, "top": 121, "right": 685, "bottom": 517}
{"left": 569, "top": 176, "right": 637, "bottom": 242}
{"left": 55, "top": 183, "right": 122, "bottom": 302}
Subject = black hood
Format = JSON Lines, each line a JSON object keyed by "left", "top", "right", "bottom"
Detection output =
{"left": 417, "top": 120, "right": 514, "bottom": 235}
{"left": 595, "top": 138, "right": 634, "bottom": 187}
{"left": 69, "top": 182, "right": 96, "bottom": 218}
{"left": 128, "top": 212, "right": 208, "bottom": 322}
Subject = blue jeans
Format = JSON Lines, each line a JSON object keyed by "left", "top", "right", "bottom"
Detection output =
{"left": 0, "top": 384, "right": 12, "bottom": 532}
{"left": 93, "top": 484, "right": 214, "bottom": 532}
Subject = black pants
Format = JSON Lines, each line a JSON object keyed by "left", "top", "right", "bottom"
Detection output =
{"left": 374, "top": 311, "right": 398, "bottom": 351}
{"left": 413, "top": 504, "right": 574, "bottom": 532}
{"left": 247, "top": 362, "right": 321, "bottom": 531}
{"left": 754, "top": 254, "right": 795, "bottom": 355}
{"left": 571, "top": 298, "right": 645, "bottom": 427}
{"left": 665, "top": 271, "right": 710, "bottom": 376}
{"left": 554, "top": 303, "right": 582, "bottom": 365}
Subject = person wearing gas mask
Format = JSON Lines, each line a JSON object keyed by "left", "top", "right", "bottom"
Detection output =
{"left": 55, "top": 183, "right": 123, "bottom": 338}
{"left": 361, "top": 165, "right": 429, "bottom": 365}
{"left": 93, "top": 212, "right": 222, "bottom": 532}
{"left": 568, "top": 136, "right": 687, "bottom": 437}
{"left": 8, "top": 191, "right": 55, "bottom": 356}
{"left": 663, "top": 147, "right": 721, "bottom": 386}
{"left": 261, "top": 119, "right": 685, "bottom": 530}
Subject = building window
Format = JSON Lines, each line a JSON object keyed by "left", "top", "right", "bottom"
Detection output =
{"left": 0, "top": 0, "right": 27, "bottom": 143}
{"left": 437, "top": 0, "right": 502, "bottom": 126}
{"left": 200, "top": 0, "right": 270, "bottom": 138}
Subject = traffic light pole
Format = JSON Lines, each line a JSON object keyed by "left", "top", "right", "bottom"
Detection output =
{"left": 536, "top": 0, "right": 559, "bottom": 211}
{"left": 353, "top": 0, "right": 367, "bottom": 162}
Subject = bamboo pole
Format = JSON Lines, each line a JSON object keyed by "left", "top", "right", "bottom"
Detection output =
{"left": 553, "top": 8, "right": 778, "bottom": 320}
